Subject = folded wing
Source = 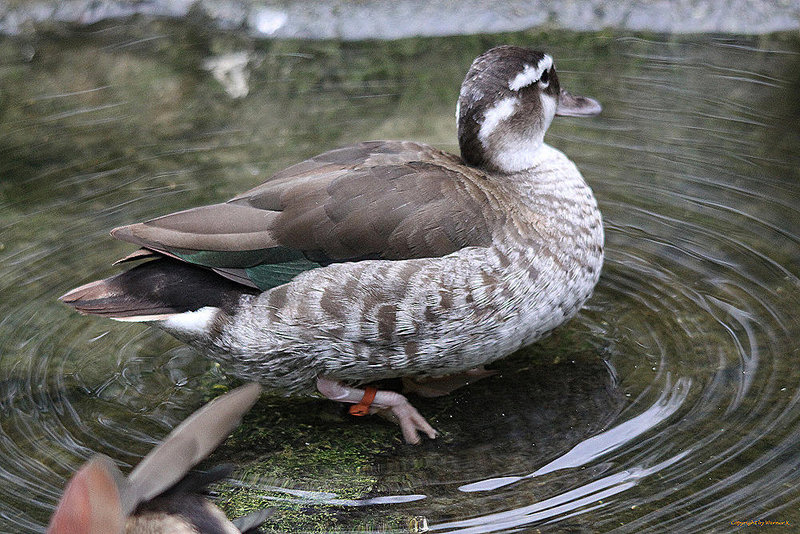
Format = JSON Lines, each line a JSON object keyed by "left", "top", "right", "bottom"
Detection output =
{"left": 111, "top": 141, "right": 500, "bottom": 290}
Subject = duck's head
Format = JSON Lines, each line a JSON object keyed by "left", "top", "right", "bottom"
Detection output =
{"left": 457, "top": 45, "right": 601, "bottom": 173}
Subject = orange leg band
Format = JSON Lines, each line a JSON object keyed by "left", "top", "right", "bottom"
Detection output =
{"left": 349, "top": 386, "right": 378, "bottom": 416}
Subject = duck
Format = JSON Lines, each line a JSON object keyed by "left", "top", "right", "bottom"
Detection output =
{"left": 60, "top": 45, "right": 604, "bottom": 444}
{"left": 47, "top": 383, "right": 270, "bottom": 534}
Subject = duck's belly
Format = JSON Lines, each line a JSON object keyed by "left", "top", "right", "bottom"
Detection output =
{"left": 205, "top": 235, "right": 603, "bottom": 394}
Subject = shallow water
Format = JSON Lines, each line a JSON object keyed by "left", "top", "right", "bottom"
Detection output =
{"left": 1, "top": 22, "right": 800, "bottom": 533}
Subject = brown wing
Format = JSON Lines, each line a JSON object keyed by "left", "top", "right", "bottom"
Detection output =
{"left": 111, "top": 141, "right": 501, "bottom": 290}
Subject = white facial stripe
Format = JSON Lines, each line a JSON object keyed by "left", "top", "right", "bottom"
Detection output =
{"left": 508, "top": 54, "right": 553, "bottom": 91}
{"left": 478, "top": 96, "right": 518, "bottom": 146}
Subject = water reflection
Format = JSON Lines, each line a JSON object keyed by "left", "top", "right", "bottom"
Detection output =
{"left": 460, "top": 376, "right": 690, "bottom": 492}
{"left": 436, "top": 453, "right": 689, "bottom": 533}
{"left": 1, "top": 25, "right": 800, "bottom": 533}
{"left": 224, "top": 481, "right": 427, "bottom": 506}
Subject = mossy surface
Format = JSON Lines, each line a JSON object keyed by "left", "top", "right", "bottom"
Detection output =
{"left": 196, "top": 325, "right": 619, "bottom": 533}
{"left": 205, "top": 394, "right": 414, "bottom": 532}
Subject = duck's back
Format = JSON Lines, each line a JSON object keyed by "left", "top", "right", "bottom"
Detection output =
{"left": 61, "top": 140, "right": 602, "bottom": 391}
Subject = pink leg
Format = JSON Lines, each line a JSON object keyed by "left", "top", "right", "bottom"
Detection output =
{"left": 316, "top": 377, "right": 437, "bottom": 444}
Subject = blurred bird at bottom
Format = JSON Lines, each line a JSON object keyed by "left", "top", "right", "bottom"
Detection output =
{"left": 47, "top": 383, "right": 270, "bottom": 534}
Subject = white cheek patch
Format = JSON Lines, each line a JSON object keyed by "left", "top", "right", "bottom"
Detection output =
{"left": 478, "top": 96, "right": 518, "bottom": 146}
{"left": 508, "top": 54, "right": 553, "bottom": 91}
{"left": 540, "top": 92, "right": 557, "bottom": 130}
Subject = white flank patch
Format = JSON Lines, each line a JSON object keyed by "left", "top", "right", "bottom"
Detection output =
{"left": 508, "top": 54, "right": 553, "bottom": 91}
{"left": 161, "top": 307, "right": 219, "bottom": 335}
{"left": 478, "top": 96, "right": 518, "bottom": 146}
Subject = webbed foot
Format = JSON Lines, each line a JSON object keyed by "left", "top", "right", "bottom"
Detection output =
{"left": 316, "top": 377, "right": 437, "bottom": 444}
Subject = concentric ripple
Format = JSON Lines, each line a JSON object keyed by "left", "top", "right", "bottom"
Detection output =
{"left": 1, "top": 27, "right": 799, "bottom": 533}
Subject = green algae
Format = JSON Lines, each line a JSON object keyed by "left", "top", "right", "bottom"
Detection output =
{"left": 205, "top": 392, "right": 413, "bottom": 532}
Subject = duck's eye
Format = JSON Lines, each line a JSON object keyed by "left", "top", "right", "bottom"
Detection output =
{"left": 540, "top": 69, "right": 549, "bottom": 85}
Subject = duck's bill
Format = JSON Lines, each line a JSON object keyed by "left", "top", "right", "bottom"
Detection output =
{"left": 556, "top": 89, "right": 602, "bottom": 116}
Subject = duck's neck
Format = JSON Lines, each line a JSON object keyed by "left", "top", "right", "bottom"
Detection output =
{"left": 502, "top": 144, "right": 592, "bottom": 206}
{"left": 489, "top": 137, "right": 551, "bottom": 174}
{"left": 458, "top": 96, "right": 555, "bottom": 174}
{"left": 461, "top": 124, "right": 555, "bottom": 174}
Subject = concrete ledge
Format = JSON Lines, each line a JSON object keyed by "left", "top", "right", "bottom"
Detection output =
{"left": 1, "top": 0, "right": 799, "bottom": 37}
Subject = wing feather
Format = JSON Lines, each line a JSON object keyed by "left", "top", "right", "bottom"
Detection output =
{"left": 124, "top": 384, "right": 262, "bottom": 514}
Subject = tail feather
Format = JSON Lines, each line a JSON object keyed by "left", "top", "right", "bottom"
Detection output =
{"left": 59, "top": 279, "right": 180, "bottom": 319}
{"left": 60, "top": 259, "right": 256, "bottom": 320}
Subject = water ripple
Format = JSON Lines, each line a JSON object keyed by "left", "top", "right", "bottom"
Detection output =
{"left": 1, "top": 28, "right": 799, "bottom": 533}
